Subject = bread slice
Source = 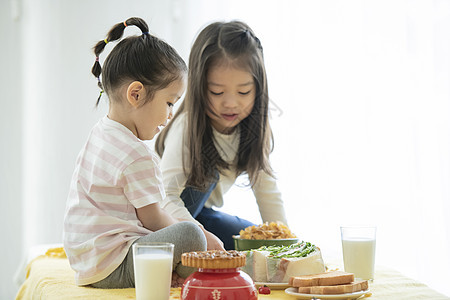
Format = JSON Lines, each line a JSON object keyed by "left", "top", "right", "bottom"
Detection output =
{"left": 290, "top": 270, "right": 354, "bottom": 287}
{"left": 298, "top": 280, "right": 369, "bottom": 295}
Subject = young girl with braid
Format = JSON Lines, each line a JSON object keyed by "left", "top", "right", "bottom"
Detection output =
{"left": 63, "top": 17, "right": 206, "bottom": 289}
{"left": 155, "top": 21, "right": 288, "bottom": 250}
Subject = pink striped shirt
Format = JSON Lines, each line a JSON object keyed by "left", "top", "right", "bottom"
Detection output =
{"left": 63, "top": 116, "right": 165, "bottom": 285}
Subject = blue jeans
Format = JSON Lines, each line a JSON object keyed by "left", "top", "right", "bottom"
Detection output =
{"left": 180, "top": 181, "right": 255, "bottom": 250}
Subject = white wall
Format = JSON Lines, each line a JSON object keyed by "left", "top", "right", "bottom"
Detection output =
{"left": 18, "top": 0, "right": 181, "bottom": 253}
{"left": 1, "top": 1, "right": 187, "bottom": 299}
{"left": 1, "top": 0, "right": 449, "bottom": 299}
{"left": 0, "top": 1, "right": 24, "bottom": 299}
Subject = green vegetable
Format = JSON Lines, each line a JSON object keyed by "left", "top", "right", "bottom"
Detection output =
{"left": 257, "top": 241, "right": 317, "bottom": 259}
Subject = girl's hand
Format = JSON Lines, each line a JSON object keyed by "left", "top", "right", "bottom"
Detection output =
{"left": 202, "top": 228, "right": 225, "bottom": 250}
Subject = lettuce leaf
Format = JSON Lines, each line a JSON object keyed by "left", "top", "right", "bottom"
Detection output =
{"left": 257, "top": 242, "right": 317, "bottom": 258}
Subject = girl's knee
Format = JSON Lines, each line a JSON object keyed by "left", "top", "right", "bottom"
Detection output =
{"left": 178, "top": 221, "right": 206, "bottom": 250}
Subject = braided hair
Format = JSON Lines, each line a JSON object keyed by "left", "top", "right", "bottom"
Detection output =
{"left": 91, "top": 17, "right": 186, "bottom": 106}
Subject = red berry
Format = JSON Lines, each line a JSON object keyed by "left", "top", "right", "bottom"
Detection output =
{"left": 258, "top": 285, "right": 271, "bottom": 294}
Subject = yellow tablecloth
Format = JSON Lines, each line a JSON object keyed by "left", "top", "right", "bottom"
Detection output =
{"left": 15, "top": 248, "right": 449, "bottom": 300}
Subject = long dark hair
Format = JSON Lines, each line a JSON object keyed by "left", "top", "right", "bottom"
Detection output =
{"left": 156, "top": 21, "right": 273, "bottom": 190}
{"left": 91, "top": 17, "right": 187, "bottom": 105}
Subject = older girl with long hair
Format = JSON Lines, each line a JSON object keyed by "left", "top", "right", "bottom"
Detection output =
{"left": 156, "top": 21, "right": 288, "bottom": 250}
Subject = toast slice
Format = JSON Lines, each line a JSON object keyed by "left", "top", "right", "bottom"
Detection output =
{"left": 298, "top": 280, "right": 369, "bottom": 295}
{"left": 290, "top": 270, "right": 354, "bottom": 287}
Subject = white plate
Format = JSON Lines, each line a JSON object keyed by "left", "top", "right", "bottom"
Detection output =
{"left": 254, "top": 282, "right": 290, "bottom": 290}
{"left": 285, "top": 287, "right": 370, "bottom": 299}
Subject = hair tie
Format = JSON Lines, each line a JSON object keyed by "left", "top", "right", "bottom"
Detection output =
{"left": 104, "top": 38, "right": 108, "bottom": 44}
{"left": 95, "top": 56, "right": 99, "bottom": 62}
{"left": 241, "top": 29, "right": 249, "bottom": 39}
{"left": 142, "top": 32, "right": 149, "bottom": 35}
{"left": 123, "top": 21, "right": 127, "bottom": 27}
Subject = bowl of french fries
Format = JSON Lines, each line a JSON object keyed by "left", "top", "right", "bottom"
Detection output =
{"left": 233, "top": 221, "right": 299, "bottom": 251}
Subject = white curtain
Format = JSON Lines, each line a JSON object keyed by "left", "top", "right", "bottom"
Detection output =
{"left": 219, "top": 0, "right": 450, "bottom": 296}
{"left": 1, "top": 0, "right": 449, "bottom": 298}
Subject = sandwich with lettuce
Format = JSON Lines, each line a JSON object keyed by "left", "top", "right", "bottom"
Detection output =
{"left": 241, "top": 241, "right": 326, "bottom": 283}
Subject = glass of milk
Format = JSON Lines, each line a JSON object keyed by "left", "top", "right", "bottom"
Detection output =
{"left": 133, "top": 242, "right": 174, "bottom": 300}
{"left": 340, "top": 226, "right": 376, "bottom": 281}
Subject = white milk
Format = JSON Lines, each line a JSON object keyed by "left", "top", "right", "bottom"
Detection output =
{"left": 134, "top": 253, "right": 173, "bottom": 300}
{"left": 342, "top": 238, "right": 376, "bottom": 280}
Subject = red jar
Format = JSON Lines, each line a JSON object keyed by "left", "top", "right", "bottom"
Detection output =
{"left": 181, "top": 267, "right": 257, "bottom": 300}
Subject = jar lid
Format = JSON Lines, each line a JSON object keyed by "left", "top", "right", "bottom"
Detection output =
{"left": 182, "top": 250, "right": 246, "bottom": 269}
